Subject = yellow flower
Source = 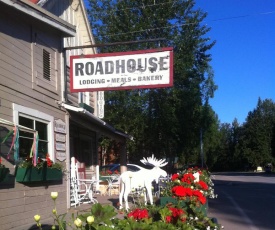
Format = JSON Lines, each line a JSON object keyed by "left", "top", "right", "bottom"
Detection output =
{"left": 51, "top": 192, "right": 58, "bottom": 200}
{"left": 51, "top": 225, "right": 56, "bottom": 230}
{"left": 74, "top": 218, "right": 82, "bottom": 228}
{"left": 34, "top": 215, "right": 41, "bottom": 222}
{"left": 87, "top": 216, "right": 95, "bottom": 225}
{"left": 52, "top": 209, "right": 57, "bottom": 214}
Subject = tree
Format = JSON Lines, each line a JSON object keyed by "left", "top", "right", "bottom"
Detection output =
{"left": 87, "top": 0, "right": 217, "bottom": 166}
{"left": 238, "top": 98, "right": 275, "bottom": 168}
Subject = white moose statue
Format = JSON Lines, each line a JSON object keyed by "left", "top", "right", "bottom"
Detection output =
{"left": 119, "top": 155, "right": 168, "bottom": 210}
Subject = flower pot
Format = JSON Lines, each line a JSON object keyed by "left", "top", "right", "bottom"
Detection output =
{"left": 160, "top": 197, "right": 208, "bottom": 216}
{"left": 46, "top": 168, "right": 62, "bottom": 181}
{"left": 0, "top": 168, "right": 10, "bottom": 182}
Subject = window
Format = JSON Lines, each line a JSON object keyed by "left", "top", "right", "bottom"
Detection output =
{"left": 19, "top": 116, "right": 48, "bottom": 159}
{"left": 13, "top": 104, "right": 54, "bottom": 161}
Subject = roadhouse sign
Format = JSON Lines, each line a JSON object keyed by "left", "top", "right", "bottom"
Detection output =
{"left": 70, "top": 47, "right": 173, "bottom": 92}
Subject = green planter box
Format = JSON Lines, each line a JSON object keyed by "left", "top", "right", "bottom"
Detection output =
{"left": 0, "top": 168, "right": 10, "bottom": 182}
{"left": 46, "top": 168, "right": 62, "bottom": 181}
{"left": 16, "top": 167, "right": 62, "bottom": 183}
{"left": 160, "top": 197, "right": 208, "bottom": 216}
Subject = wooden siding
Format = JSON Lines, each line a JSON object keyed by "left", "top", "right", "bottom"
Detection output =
{"left": 0, "top": 4, "right": 68, "bottom": 230}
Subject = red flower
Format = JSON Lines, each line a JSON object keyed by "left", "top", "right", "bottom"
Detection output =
{"left": 166, "top": 216, "right": 172, "bottom": 223}
{"left": 197, "top": 180, "right": 208, "bottom": 190}
{"left": 171, "top": 174, "right": 179, "bottom": 181}
{"left": 172, "top": 186, "right": 186, "bottom": 197}
{"left": 46, "top": 154, "right": 53, "bottom": 167}
{"left": 166, "top": 207, "right": 186, "bottom": 224}
{"left": 181, "top": 173, "right": 195, "bottom": 184}
{"left": 127, "top": 208, "right": 149, "bottom": 220}
{"left": 192, "top": 190, "right": 206, "bottom": 204}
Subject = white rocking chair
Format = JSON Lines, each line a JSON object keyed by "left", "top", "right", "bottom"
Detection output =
{"left": 70, "top": 157, "right": 98, "bottom": 207}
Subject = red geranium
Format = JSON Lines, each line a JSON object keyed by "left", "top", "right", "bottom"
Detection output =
{"left": 165, "top": 207, "right": 186, "bottom": 224}
{"left": 192, "top": 190, "right": 207, "bottom": 205}
{"left": 46, "top": 154, "right": 53, "bottom": 167}
{"left": 127, "top": 208, "right": 149, "bottom": 220}
{"left": 181, "top": 173, "right": 195, "bottom": 184}
{"left": 197, "top": 180, "right": 208, "bottom": 190}
{"left": 171, "top": 174, "right": 179, "bottom": 181}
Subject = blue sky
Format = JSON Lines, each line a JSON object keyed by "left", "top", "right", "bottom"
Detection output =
{"left": 195, "top": 0, "right": 275, "bottom": 124}
{"left": 84, "top": 0, "right": 275, "bottom": 125}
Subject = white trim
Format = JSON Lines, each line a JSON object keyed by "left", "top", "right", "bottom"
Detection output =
{"left": 13, "top": 104, "right": 55, "bottom": 161}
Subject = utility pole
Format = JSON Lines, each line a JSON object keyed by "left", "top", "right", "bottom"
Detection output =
{"left": 200, "top": 128, "right": 204, "bottom": 168}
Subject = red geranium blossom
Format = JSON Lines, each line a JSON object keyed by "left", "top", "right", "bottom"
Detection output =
{"left": 165, "top": 207, "right": 186, "bottom": 224}
{"left": 46, "top": 154, "right": 52, "bottom": 167}
{"left": 197, "top": 180, "right": 208, "bottom": 190}
{"left": 192, "top": 190, "right": 207, "bottom": 205}
{"left": 127, "top": 208, "right": 149, "bottom": 220}
{"left": 171, "top": 174, "right": 179, "bottom": 181}
{"left": 181, "top": 173, "right": 195, "bottom": 184}
{"left": 172, "top": 186, "right": 187, "bottom": 197}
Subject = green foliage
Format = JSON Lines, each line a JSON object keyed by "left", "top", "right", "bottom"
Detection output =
{"left": 78, "top": 203, "right": 117, "bottom": 227}
{"left": 87, "top": 0, "right": 217, "bottom": 166}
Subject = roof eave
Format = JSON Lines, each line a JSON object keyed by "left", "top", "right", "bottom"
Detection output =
{"left": 1, "top": 0, "right": 76, "bottom": 37}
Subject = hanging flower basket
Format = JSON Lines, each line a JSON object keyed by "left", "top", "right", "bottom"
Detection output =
{"left": 16, "top": 167, "right": 62, "bottom": 183}
{"left": 0, "top": 168, "right": 10, "bottom": 182}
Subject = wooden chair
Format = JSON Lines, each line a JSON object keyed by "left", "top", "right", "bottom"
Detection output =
{"left": 70, "top": 157, "right": 98, "bottom": 206}
{"left": 106, "top": 174, "right": 120, "bottom": 196}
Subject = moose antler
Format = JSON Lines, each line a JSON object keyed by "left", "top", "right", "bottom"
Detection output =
{"left": 140, "top": 154, "right": 168, "bottom": 167}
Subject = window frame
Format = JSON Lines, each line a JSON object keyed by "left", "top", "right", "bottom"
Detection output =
{"left": 13, "top": 104, "right": 54, "bottom": 161}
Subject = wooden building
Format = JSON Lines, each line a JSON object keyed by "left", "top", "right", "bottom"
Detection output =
{"left": 0, "top": 1, "right": 129, "bottom": 229}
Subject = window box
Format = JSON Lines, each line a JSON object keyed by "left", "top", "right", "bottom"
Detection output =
{"left": 0, "top": 168, "right": 10, "bottom": 182}
{"left": 45, "top": 168, "right": 62, "bottom": 181}
{"left": 16, "top": 167, "right": 62, "bottom": 183}
{"left": 16, "top": 167, "right": 44, "bottom": 182}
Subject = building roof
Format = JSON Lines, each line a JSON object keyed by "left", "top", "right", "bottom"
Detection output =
{"left": 0, "top": 0, "right": 76, "bottom": 37}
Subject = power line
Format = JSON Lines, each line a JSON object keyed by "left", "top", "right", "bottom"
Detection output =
{"left": 92, "top": 10, "right": 275, "bottom": 39}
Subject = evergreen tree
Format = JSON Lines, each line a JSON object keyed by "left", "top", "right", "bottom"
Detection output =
{"left": 238, "top": 98, "right": 275, "bottom": 168}
{"left": 87, "top": 0, "right": 217, "bottom": 166}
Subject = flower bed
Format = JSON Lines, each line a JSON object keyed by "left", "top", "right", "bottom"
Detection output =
{"left": 32, "top": 167, "right": 221, "bottom": 230}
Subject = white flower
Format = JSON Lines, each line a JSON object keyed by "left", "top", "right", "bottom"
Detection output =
{"left": 87, "top": 216, "right": 94, "bottom": 224}
{"left": 34, "top": 215, "right": 40, "bottom": 222}
{"left": 74, "top": 218, "right": 82, "bottom": 228}
{"left": 51, "top": 192, "right": 58, "bottom": 200}
{"left": 193, "top": 172, "right": 200, "bottom": 182}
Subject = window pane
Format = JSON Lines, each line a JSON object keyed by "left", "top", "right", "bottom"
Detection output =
{"left": 19, "top": 137, "right": 33, "bottom": 159}
{"left": 38, "top": 141, "right": 48, "bottom": 159}
{"left": 19, "top": 116, "right": 33, "bottom": 138}
{"left": 36, "top": 121, "right": 47, "bottom": 141}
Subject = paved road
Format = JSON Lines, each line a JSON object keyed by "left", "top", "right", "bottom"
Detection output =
{"left": 207, "top": 172, "right": 275, "bottom": 230}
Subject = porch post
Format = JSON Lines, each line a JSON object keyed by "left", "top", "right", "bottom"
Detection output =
{"left": 120, "top": 140, "right": 127, "bottom": 173}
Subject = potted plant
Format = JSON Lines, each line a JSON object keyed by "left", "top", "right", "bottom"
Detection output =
{"left": 16, "top": 154, "right": 63, "bottom": 183}
{"left": 0, "top": 157, "right": 10, "bottom": 182}
{"left": 160, "top": 167, "right": 217, "bottom": 216}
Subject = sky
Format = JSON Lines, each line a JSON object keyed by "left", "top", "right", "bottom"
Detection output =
{"left": 195, "top": 0, "right": 275, "bottom": 124}
{"left": 84, "top": 0, "right": 275, "bottom": 125}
